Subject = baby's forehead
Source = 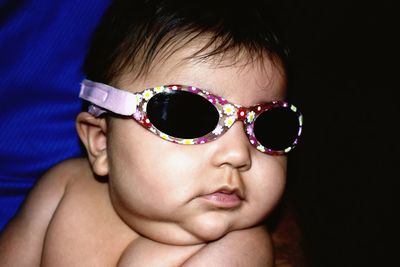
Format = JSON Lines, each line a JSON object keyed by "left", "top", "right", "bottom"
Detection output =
{"left": 117, "top": 39, "right": 286, "bottom": 105}
{"left": 120, "top": 33, "right": 284, "bottom": 79}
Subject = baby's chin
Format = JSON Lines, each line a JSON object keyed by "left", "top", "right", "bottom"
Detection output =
{"left": 160, "top": 217, "right": 257, "bottom": 246}
{"left": 137, "top": 223, "right": 232, "bottom": 246}
{"left": 128, "top": 215, "right": 253, "bottom": 246}
{"left": 184, "top": 217, "right": 239, "bottom": 242}
{"left": 179, "top": 208, "right": 266, "bottom": 242}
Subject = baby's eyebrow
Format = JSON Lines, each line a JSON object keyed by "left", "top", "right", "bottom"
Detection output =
{"left": 198, "top": 85, "right": 227, "bottom": 98}
{"left": 159, "top": 82, "right": 228, "bottom": 99}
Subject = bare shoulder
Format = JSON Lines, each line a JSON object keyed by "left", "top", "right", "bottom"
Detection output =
{"left": 17, "top": 157, "right": 92, "bottom": 208}
{"left": 0, "top": 157, "right": 89, "bottom": 266}
{"left": 182, "top": 225, "right": 274, "bottom": 267}
{"left": 44, "top": 157, "right": 91, "bottom": 181}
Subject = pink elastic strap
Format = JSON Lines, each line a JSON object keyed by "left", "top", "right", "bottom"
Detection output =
{"left": 79, "top": 80, "right": 137, "bottom": 116}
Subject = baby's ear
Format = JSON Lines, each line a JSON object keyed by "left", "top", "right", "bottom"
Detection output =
{"left": 76, "top": 112, "right": 109, "bottom": 176}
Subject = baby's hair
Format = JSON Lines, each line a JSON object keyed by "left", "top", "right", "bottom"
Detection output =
{"left": 84, "top": 0, "right": 289, "bottom": 85}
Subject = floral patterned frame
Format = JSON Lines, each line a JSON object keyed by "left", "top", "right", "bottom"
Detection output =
{"left": 80, "top": 80, "right": 303, "bottom": 155}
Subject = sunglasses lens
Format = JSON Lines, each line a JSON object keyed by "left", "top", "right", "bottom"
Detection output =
{"left": 254, "top": 107, "right": 300, "bottom": 151}
{"left": 147, "top": 90, "right": 219, "bottom": 139}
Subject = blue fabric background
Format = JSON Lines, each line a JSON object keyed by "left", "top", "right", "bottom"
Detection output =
{"left": 0, "top": 0, "right": 111, "bottom": 230}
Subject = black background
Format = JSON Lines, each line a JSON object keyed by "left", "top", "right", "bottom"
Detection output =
{"left": 278, "top": 0, "right": 398, "bottom": 266}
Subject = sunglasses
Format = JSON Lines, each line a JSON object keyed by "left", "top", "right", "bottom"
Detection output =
{"left": 80, "top": 80, "right": 303, "bottom": 155}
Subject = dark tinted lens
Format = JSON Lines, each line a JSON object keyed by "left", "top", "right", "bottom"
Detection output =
{"left": 253, "top": 107, "right": 299, "bottom": 151}
{"left": 147, "top": 90, "right": 219, "bottom": 139}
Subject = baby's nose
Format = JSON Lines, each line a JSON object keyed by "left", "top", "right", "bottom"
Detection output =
{"left": 210, "top": 122, "right": 252, "bottom": 171}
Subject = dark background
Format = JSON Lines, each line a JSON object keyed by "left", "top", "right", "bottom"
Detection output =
{"left": 281, "top": 0, "right": 398, "bottom": 266}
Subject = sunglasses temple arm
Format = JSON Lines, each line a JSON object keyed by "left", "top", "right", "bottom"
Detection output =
{"left": 79, "top": 79, "right": 137, "bottom": 116}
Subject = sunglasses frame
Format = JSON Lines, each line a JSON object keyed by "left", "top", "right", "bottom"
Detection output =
{"left": 80, "top": 79, "right": 303, "bottom": 155}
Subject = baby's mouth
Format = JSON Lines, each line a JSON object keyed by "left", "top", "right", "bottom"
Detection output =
{"left": 200, "top": 188, "right": 243, "bottom": 208}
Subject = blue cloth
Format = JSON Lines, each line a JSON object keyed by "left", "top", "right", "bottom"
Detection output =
{"left": 0, "top": 0, "right": 111, "bottom": 230}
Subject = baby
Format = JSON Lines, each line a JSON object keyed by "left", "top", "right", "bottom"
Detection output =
{"left": 0, "top": 0, "right": 303, "bottom": 266}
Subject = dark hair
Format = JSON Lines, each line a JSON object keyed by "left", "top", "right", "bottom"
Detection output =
{"left": 84, "top": 0, "right": 289, "bottom": 85}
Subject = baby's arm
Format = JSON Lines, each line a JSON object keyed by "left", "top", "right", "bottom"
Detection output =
{"left": 0, "top": 159, "right": 77, "bottom": 266}
{"left": 182, "top": 225, "right": 273, "bottom": 267}
{"left": 118, "top": 225, "right": 272, "bottom": 267}
{"left": 117, "top": 225, "right": 272, "bottom": 267}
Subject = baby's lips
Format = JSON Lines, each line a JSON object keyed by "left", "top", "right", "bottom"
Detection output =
{"left": 200, "top": 187, "right": 243, "bottom": 208}
{"left": 204, "top": 191, "right": 240, "bottom": 201}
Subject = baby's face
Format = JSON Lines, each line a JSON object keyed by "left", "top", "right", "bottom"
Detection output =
{"left": 105, "top": 41, "right": 287, "bottom": 245}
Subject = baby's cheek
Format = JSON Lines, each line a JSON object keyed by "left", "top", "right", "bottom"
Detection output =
{"left": 247, "top": 168, "right": 287, "bottom": 219}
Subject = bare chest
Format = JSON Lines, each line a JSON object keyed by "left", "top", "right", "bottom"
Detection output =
{"left": 40, "top": 181, "right": 201, "bottom": 266}
{"left": 40, "top": 183, "right": 135, "bottom": 266}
